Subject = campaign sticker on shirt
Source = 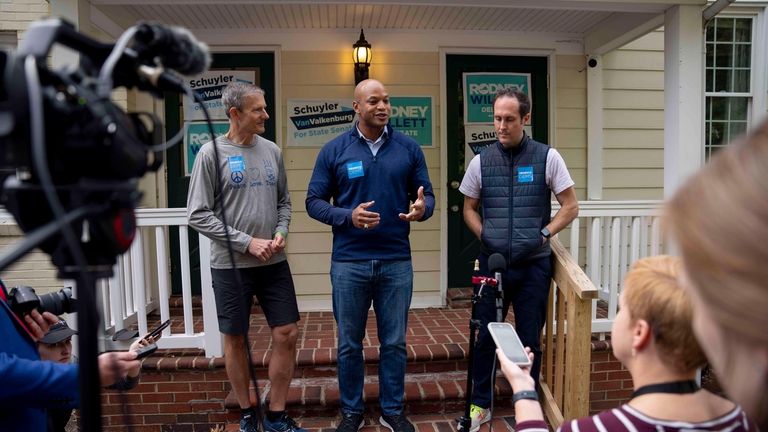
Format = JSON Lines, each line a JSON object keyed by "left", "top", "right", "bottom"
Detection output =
{"left": 347, "top": 161, "right": 364, "bottom": 179}
{"left": 228, "top": 155, "right": 245, "bottom": 173}
{"left": 518, "top": 166, "right": 534, "bottom": 183}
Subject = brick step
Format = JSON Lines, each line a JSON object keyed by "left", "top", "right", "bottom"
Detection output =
{"left": 223, "top": 370, "right": 514, "bottom": 419}
{"left": 217, "top": 407, "right": 518, "bottom": 432}
{"left": 222, "top": 400, "right": 519, "bottom": 432}
{"left": 446, "top": 287, "right": 474, "bottom": 309}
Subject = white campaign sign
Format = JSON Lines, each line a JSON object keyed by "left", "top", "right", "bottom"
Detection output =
{"left": 287, "top": 99, "right": 356, "bottom": 147}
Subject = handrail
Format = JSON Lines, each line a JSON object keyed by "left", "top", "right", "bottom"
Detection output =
{"left": 551, "top": 239, "right": 599, "bottom": 301}
{"left": 541, "top": 237, "right": 599, "bottom": 427}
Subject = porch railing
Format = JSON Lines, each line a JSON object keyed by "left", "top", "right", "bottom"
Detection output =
{"left": 557, "top": 200, "right": 664, "bottom": 334}
{"left": 98, "top": 208, "right": 222, "bottom": 357}
{"left": 540, "top": 237, "right": 599, "bottom": 426}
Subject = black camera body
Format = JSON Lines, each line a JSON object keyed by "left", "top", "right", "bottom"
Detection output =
{"left": 0, "top": 19, "right": 165, "bottom": 277}
{"left": 7, "top": 285, "right": 76, "bottom": 317}
{"left": 0, "top": 19, "right": 164, "bottom": 182}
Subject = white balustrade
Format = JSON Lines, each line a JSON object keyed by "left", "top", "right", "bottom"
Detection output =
{"left": 553, "top": 201, "right": 665, "bottom": 335}
{"left": 90, "top": 208, "right": 222, "bottom": 357}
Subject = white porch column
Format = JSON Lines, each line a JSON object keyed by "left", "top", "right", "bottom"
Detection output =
{"left": 664, "top": 5, "right": 704, "bottom": 197}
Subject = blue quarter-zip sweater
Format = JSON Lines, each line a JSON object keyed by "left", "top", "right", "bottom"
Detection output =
{"left": 306, "top": 124, "right": 435, "bottom": 261}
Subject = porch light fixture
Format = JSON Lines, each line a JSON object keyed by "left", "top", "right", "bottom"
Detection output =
{"left": 353, "top": 29, "right": 371, "bottom": 85}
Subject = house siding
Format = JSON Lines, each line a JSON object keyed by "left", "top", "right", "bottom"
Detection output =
{"left": 602, "top": 29, "right": 666, "bottom": 200}
{"left": 555, "top": 55, "right": 588, "bottom": 201}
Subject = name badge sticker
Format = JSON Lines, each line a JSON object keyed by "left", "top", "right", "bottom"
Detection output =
{"left": 228, "top": 155, "right": 245, "bottom": 173}
{"left": 347, "top": 161, "right": 364, "bottom": 179}
{"left": 518, "top": 166, "right": 534, "bottom": 183}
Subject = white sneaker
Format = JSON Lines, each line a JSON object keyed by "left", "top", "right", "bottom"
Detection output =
{"left": 470, "top": 404, "right": 491, "bottom": 432}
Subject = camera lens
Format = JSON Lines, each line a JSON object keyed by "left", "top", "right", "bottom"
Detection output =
{"left": 38, "top": 287, "right": 76, "bottom": 315}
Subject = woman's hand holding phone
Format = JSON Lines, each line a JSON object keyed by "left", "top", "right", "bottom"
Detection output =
{"left": 496, "top": 347, "right": 536, "bottom": 393}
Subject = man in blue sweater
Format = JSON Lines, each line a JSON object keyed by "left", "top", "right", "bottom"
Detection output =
{"left": 306, "top": 79, "right": 435, "bottom": 432}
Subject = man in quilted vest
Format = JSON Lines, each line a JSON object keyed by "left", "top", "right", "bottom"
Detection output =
{"left": 459, "top": 88, "right": 579, "bottom": 431}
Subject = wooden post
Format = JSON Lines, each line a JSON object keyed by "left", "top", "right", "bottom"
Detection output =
{"left": 563, "top": 287, "right": 593, "bottom": 419}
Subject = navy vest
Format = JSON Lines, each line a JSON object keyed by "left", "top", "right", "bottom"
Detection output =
{"left": 480, "top": 135, "right": 551, "bottom": 264}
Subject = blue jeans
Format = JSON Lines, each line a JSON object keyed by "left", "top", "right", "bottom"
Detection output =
{"left": 471, "top": 254, "right": 552, "bottom": 408}
{"left": 331, "top": 259, "right": 413, "bottom": 416}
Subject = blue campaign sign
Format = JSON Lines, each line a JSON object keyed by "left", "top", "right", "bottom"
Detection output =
{"left": 185, "top": 121, "right": 230, "bottom": 175}
{"left": 389, "top": 96, "right": 433, "bottom": 147}
{"left": 463, "top": 73, "right": 531, "bottom": 124}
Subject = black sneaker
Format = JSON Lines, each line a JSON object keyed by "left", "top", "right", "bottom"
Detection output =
{"left": 380, "top": 414, "right": 415, "bottom": 432}
{"left": 336, "top": 412, "right": 364, "bottom": 432}
{"left": 263, "top": 413, "right": 308, "bottom": 432}
{"left": 239, "top": 411, "right": 260, "bottom": 432}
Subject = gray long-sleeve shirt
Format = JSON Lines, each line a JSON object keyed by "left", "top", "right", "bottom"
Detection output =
{"left": 187, "top": 134, "right": 291, "bottom": 269}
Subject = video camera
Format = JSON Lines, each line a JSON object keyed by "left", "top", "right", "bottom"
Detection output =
{"left": 0, "top": 18, "right": 209, "bottom": 277}
{"left": 0, "top": 18, "right": 210, "bottom": 432}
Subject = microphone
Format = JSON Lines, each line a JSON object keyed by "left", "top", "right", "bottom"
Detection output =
{"left": 133, "top": 22, "right": 211, "bottom": 77}
{"left": 488, "top": 253, "right": 506, "bottom": 322}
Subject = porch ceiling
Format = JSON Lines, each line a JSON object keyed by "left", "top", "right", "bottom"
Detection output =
{"left": 90, "top": 1, "right": 705, "bottom": 39}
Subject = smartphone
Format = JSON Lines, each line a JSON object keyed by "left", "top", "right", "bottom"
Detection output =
{"left": 487, "top": 322, "right": 532, "bottom": 367}
{"left": 134, "top": 343, "right": 158, "bottom": 359}
{"left": 142, "top": 319, "right": 171, "bottom": 341}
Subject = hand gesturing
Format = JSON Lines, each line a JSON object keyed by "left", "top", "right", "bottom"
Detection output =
{"left": 399, "top": 186, "right": 426, "bottom": 222}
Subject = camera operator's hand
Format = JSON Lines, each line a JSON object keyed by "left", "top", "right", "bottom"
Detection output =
{"left": 24, "top": 310, "right": 60, "bottom": 342}
{"left": 98, "top": 351, "right": 140, "bottom": 387}
{"left": 247, "top": 237, "right": 274, "bottom": 262}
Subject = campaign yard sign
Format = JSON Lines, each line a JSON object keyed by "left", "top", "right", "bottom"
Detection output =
{"left": 390, "top": 96, "right": 433, "bottom": 147}
{"left": 184, "top": 121, "right": 230, "bottom": 175}
{"left": 183, "top": 71, "right": 256, "bottom": 121}
{"left": 287, "top": 100, "right": 356, "bottom": 147}
{"left": 463, "top": 73, "right": 531, "bottom": 124}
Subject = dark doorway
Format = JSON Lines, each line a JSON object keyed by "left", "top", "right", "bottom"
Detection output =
{"left": 446, "top": 54, "right": 549, "bottom": 287}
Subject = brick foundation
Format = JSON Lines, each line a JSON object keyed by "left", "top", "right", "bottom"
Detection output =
{"left": 589, "top": 340, "right": 632, "bottom": 414}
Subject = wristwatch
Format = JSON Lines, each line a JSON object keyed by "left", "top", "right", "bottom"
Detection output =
{"left": 540, "top": 227, "right": 551, "bottom": 239}
{"left": 512, "top": 390, "right": 539, "bottom": 403}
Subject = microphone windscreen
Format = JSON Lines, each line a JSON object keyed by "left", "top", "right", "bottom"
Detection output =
{"left": 164, "top": 26, "right": 211, "bottom": 76}
{"left": 488, "top": 253, "right": 506, "bottom": 273}
{"left": 135, "top": 22, "right": 211, "bottom": 76}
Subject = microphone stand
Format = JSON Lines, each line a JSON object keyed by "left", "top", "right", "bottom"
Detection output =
{"left": 457, "top": 261, "right": 498, "bottom": 431}
{"left": 494, "top": 268, "right": 503, "bottom": 323}
{"left": 486, "top": 253, "right": 506, "bottom": 432}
